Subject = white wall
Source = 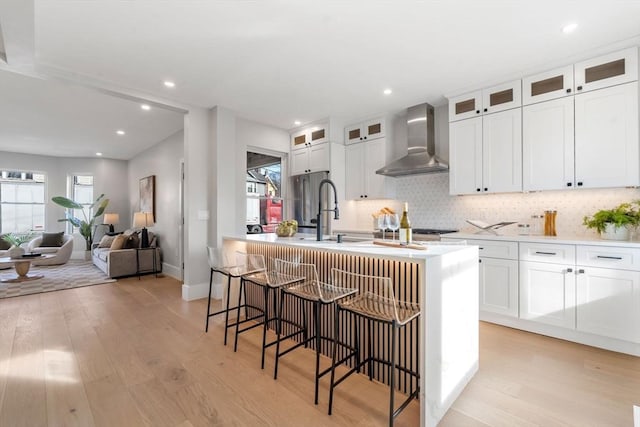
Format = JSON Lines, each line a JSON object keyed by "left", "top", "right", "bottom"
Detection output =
{"left": 0, "top": 150, "right": 129, "bottom": 254}
{"left": 128, "top": 130, "right": 184, "bottom": 279}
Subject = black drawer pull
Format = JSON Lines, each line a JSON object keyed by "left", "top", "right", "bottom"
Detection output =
{"left": 535, "top": 251, "right": 557, "bottom": 256}
{"left": 596, "top": 255, "right": 623, "bottom": 260}
{"left": 479, "top": 247, "right": 484, "bottom": 250}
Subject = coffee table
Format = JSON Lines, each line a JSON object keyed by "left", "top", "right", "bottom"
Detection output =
{"left": 0, "top": 255, "right": 53, "bottom": 283}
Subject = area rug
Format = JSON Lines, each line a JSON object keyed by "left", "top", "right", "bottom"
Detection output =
{"left": 0, "top": 260, "right": 116, "bottom": 299}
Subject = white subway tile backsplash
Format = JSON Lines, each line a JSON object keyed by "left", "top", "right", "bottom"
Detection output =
{"left": 356, "top": 173, "right": 640, "bottom": 237}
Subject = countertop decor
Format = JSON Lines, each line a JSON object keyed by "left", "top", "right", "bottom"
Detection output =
{"left": 583, "top": 201, "right": 640, "bottom": 240}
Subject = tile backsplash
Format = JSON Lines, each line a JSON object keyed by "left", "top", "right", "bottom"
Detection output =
{"left": 354, "top": 173, "right": 640, "bottom": 237}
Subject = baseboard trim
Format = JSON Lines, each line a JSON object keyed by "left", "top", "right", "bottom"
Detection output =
{"left": 181, "top": 280, "right": 222, "bottom": 301}
{"left": 162, "top": 262, "right": 181, "bottom": 280}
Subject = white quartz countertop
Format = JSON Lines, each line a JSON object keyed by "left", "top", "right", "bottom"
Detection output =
{"left": 444, "top": 230, "right": 640, "bottom": 248}
{"left": 224, "top": 233, "right": 467, "bottom": 261}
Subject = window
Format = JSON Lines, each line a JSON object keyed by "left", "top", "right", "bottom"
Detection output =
{"left": 0, "top": 170, "right": 46, "bottom": 233}
{"left": 246, "top": 151, "right": 282, "bottom": 234}
{"left": 68, "top": 175, "right": 93, "bottom": 232}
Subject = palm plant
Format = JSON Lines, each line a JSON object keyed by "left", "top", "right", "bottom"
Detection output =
{"left": 1, "top": 231, "right": 36, "bottom": 247}
{"left": 52, "top": 194, "right": 109, "bottom": 250}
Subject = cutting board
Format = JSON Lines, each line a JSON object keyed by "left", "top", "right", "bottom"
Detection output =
{"left": 372, "top": 240, "right": 427, "bottom": 250}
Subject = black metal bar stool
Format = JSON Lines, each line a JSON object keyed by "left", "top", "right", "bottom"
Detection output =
{"left": 204, "top": 247, "right": 265, "bottom": 345}
{"left": 273, "top": 259, "right": 358, "bottom": 405}
{"left": 328, "top": 268, "right": 420, "bottom": 427}
{"left": 233, "top": 256, "right": 306, "bottom": 370}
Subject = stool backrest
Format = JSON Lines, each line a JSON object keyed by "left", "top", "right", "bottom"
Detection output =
{"left": 207, "top": 246, "right": 232, "bottom": 270}
{"left": 274, "top": 258, "right": 318, "bottom": 286}
{"left": 236, "top": 251, "right": 266, "bottom": 275}
{"left": 331, "top": 268, "right": 400, "bottom": 321}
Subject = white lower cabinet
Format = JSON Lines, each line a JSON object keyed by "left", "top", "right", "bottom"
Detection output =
{"left": 480, "top": 257, "right": 518, "bottom": 317}
{"left": 520, "top": 261, "right": 576, "bottom": 328}
{"left": 576, "top": 266, "right": 640, "bottom": 343}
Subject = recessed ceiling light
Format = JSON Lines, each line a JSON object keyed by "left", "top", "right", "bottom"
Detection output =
{"left": 163, "top": 80, "right": 175, "bottom": 88}
{"left": 294, "top": 120, "right": 301, "bottom": 126}
{"left": 383, "top": 88, "right": 393, "bottom": 95}
{"left": 96, "top": 152, "right": 103, "bottom": 156}
{"left": 116, "top": 130, "right": 125, "bottom": 135}
{"left": 562, "top": 22, "right": 578, "bottom": 34}
{"left": 141, "top": 104, "right": 151, "bottom": 111}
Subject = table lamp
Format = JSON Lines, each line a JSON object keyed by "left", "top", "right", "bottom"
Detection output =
{"left": 103, "top": 213, "right": 120, "bottom": 234}
{"left": 133, "top": 212, "right": 154, "bottom": 248}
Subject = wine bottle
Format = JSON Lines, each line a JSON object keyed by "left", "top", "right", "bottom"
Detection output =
{"left": 399, "top": 202, "right": 412, "bottom": 245}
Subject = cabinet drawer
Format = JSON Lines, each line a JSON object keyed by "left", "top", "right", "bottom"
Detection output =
{"left": 577, "top": 245, "right": 640, "bottom": 270}
{"left": 520, "top": 243, "right": 575, "bottom": 264}
{"left": 466, "top": 239, "right": 518, "bottom": 260}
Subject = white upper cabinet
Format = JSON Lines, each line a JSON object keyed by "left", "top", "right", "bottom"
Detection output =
{"left": 448, "top": 90, "right": 483, "bottom": 122}
{"left": 482, "top": 108, "right": 522, "bottom": 193}
{"left": 290, "top": 143, "right": 330, "bottom": 176}
{"left": 523, "top": 65, "right": 574, "bottom": 105}
{"left": 291, "top": 122, "right": 329, "bottom": 151}
{"left": 574, "top": 81, "right": 639, "bottom": 188}
{"left": 345, "top": 138, "right": 395, "bottom": 200}
{"left": 449, "top": 81, "right": 522, "bottom": 122}
{"left": 574, "top": 47, "right": 638, "bottom": 93}
{"left": 345, "top": 117, "right": 386, "bottom": 145}
{"left": 523, "top": 96, "right": 575, "bottom": 191}
{"left": 481, "top": 80, "right": 522, "bottom": 115}
{"left": 449, "top": 117, "right": 483, "bottom": 194}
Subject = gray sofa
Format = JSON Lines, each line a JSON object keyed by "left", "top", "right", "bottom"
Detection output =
{"left": 92, "top": 231, "right": 161, "bottom": 278}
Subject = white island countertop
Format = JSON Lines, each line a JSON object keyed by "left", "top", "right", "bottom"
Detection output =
{"left": 223, "top": 233, "right": 480, "bottom": 427}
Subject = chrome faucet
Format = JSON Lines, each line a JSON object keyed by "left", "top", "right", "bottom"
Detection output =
{"left": 316, "top": 178, "right": 339, "bottom": 241}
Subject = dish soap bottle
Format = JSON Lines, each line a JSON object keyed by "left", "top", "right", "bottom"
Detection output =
{"left": 399, "top": 202, "right": 412, "bottom": 245}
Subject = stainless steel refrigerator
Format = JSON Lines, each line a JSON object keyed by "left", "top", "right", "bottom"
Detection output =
{"left": 291, "top": 171, "right": 330, "bottom": 236}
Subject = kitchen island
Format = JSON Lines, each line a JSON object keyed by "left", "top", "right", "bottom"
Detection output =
{"left": 223, "top": 234, "right": 479, "bottom": 427}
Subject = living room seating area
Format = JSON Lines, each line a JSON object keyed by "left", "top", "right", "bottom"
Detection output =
{"left": 92, "top": 230, "right": 161, "bottom": 278}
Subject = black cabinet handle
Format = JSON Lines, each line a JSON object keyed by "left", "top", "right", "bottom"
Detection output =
{"left": 535, "top": 251, "right": 557, "bottom": 256}
{"left": 484, "top": 187, "right": 488, "bottom": 192}
{"left": 364, "top": 136, "right": 367, "bottom": 140}
{"left": 577, "top": 269, "right": 585, "bottom": 274}
{"left": 567, "top": 182, "right": 572, "bottom": 187}
{"left": 577, "top": 85, "right": 583, "bottom": 91}
{"left": 364, "top": 195, "right": 368, "bottom": 198}
{"left": 566, "top": 88, "right": 572, "bottom": 93}
{"left": 596, "top": 255, "right": 623, "bottom": 260}
{"left": 483, "top": 108, "right": 488, "bottom": 112}
{"left": 476, "top": 110, "right": 480, "bottom": 114}
{"left": 476, "top": 188, "right": 481, "bottom": 192}
{"left": 479, "top": 259, "right": 482, "bottom": 263}
{"left": 360, "top": 137, "right": 363, "bottom": 140}
{"left": 479, "top": 247, "right": 484, "bottom": 250}
{"left": 577, "top": 181, "right": 583, "bottom": 186}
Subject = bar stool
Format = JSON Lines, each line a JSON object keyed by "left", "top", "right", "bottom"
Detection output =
{"left": 234, "top": 256, "right": 306, "bottom": 370}
{"left": 273, "top": 259, "right": 358, "bottom": 405}
{"left": 328, "top": 268, "right": 420, "bottom": 427}
{"left": 204, "top": 247, "right": 265, "bottom": 345}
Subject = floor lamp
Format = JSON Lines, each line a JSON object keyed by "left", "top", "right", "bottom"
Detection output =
{"left": 133, "top": 212, "right": 154, "bottom": 248}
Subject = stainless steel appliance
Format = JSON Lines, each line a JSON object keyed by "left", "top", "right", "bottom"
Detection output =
{"left": 291, "top": 171, "right": 331, "bottom": 235}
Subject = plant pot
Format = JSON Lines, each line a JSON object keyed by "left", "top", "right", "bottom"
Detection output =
{"left": 8, "top": 246, "right": 25, "bottom": 259}
{"left": 84, "top": 250, "right": 92, "bottom": 261}
{"left": 600, "top": 223, "right": 630, "bottom": 241}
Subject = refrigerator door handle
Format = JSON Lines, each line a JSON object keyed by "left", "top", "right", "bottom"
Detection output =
{"left": 302, "top": 175, "right": 308, "bottom": 223}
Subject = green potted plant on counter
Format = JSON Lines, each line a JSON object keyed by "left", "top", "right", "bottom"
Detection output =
{"left": 583, "top": 201, "right": 640, "bottom": 240}
{"left": 52, "top": 194, "right": 109, "bottom": 251}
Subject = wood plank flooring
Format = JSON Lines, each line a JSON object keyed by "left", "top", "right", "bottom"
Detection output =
{"left": 0, "top": 275, "right": 638, "bottom": 426}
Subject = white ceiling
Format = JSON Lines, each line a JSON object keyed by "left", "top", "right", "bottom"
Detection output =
{"left": 1, "top": 1, "right": 640, "bottom": 158}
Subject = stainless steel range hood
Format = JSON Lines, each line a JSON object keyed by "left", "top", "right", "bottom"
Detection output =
{"left": 376, "top": 103, "right": 448, "bottom": 177}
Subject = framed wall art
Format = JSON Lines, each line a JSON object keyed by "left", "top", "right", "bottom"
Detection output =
{"left": 139, "top": 175, "right": 156, "bottom": 218}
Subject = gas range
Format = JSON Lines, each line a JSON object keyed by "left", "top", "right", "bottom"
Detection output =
{"left": 373, "top": 228, "right": 458, "bottom": 241}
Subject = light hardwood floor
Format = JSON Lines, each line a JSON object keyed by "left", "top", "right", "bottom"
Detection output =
{"left": 0, "top": 275, "right": 638, "bottom": 426}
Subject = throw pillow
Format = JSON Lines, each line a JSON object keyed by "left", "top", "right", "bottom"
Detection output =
{"left": 0, "top": 235, "right": 10, "bottom": 250}
{"left": 124, "top": 232, "right": 140, "bottom": 249}
{"left": 40, "top": 232, "right": 64, "bottom": 247}
{"left": 110, "top": 234, "right": 128, "bottom": 250}
{"left": 98, "top": 235, "right": 117, "bottom": 248}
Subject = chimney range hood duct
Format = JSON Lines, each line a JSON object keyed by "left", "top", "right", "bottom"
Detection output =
{"left": 376, "top": 103, "right": 448, "bottom": 177}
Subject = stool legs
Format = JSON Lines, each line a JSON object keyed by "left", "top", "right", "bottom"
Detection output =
{"left": 260, "top": 285, "right": 270, "bottom": 369}
{"left": 313, "top": 302, "right": 321, "bottom": 405}
{"left": 274, "top": 291, "right": 286, "bottom": 380}
{"left": 233, "top": 278, "right": 245, "bottom": 352}
{"left": 389, "top": 323, "right": 396, "bottom": 427}
{"left": 328, "top": 304, "right": 339, "bottom": 415}
{"left": 205, "top": 268, "right": 214, "bottom": 332}
{"left": 222, "top": 275, "right": 232, "bottom": 345}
